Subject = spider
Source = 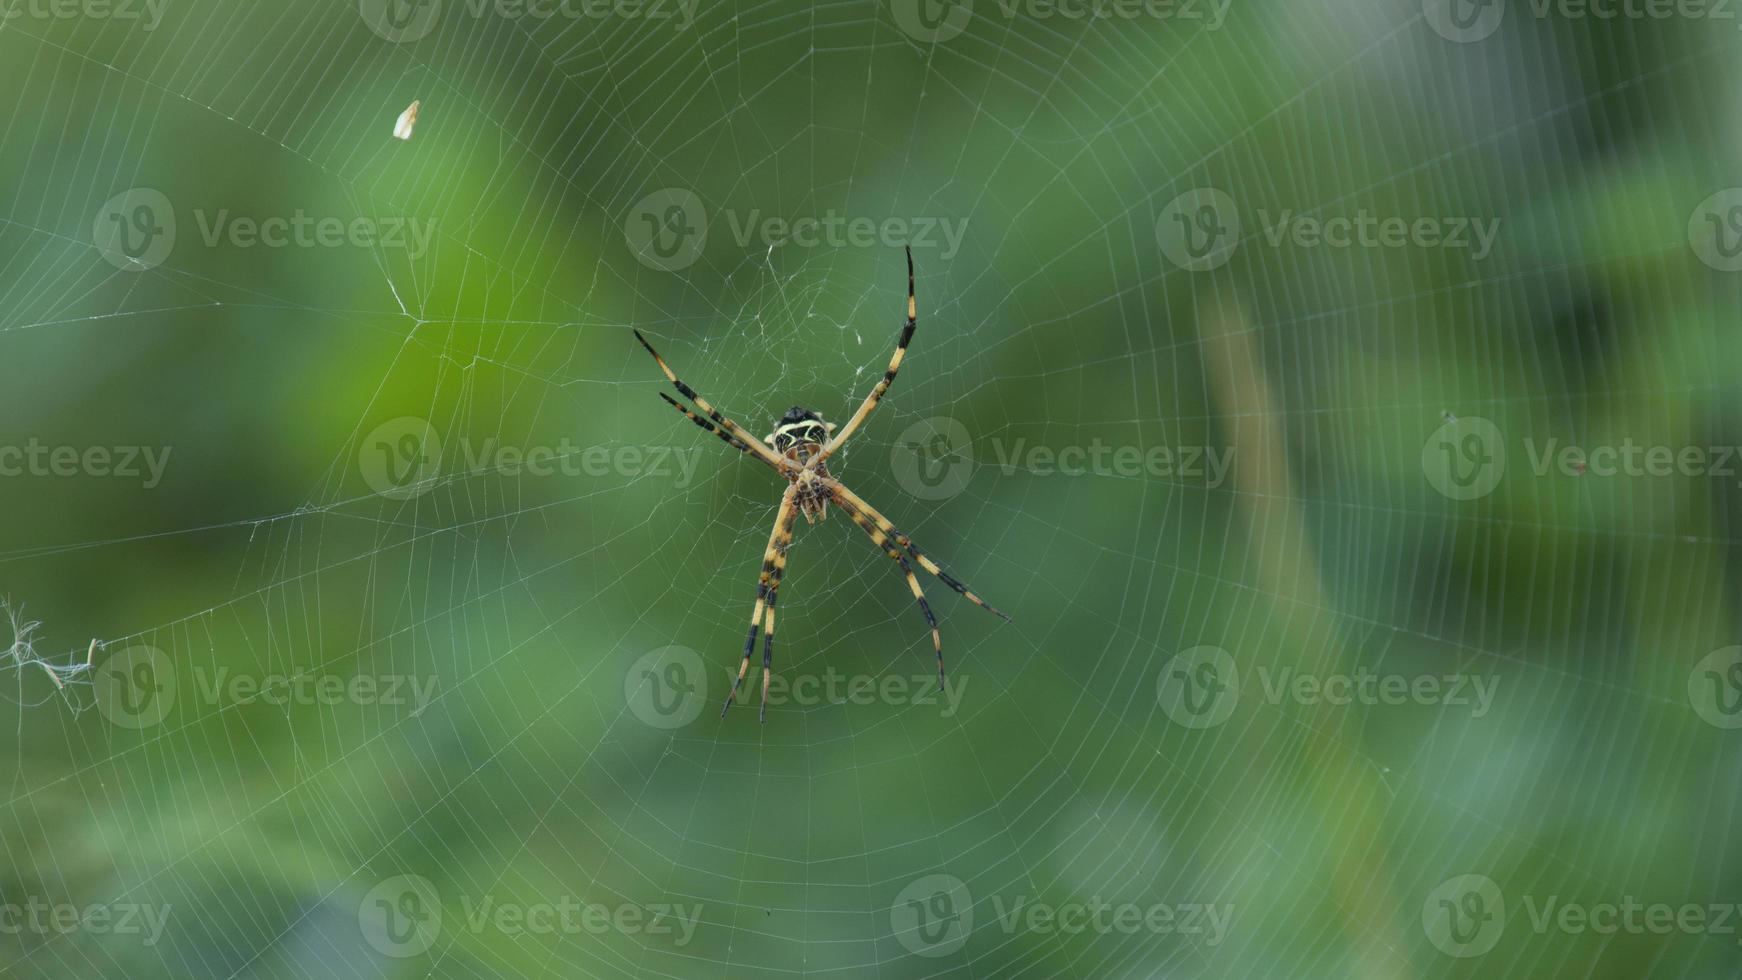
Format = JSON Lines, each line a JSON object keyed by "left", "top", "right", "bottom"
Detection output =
{"left": 633, "top": 247, "right": 1010, "bottom": 721}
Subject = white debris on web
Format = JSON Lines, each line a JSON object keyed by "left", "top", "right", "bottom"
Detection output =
{"left": 1, "top": 599, "right": 96, "bottom": 706}
{"left": 393, "top": 100, "right": 420, "bottom": 141}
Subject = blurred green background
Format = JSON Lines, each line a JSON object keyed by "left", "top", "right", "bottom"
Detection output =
{"left": 2, "top": 0, "right": 1740, "bottom": 976}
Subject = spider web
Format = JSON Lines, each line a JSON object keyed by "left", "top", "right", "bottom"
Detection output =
{"left": 1, "top": 0, "right": 1740, "bottom": 978}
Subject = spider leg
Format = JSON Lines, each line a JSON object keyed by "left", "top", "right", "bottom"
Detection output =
{"left": 634, "top": 329, "right": 794, "bottom": 473}
{"left": 829, "top": 481, "right": 1012, "bottom": 623}
{"left": 724, "top": 485, "right": 799, "bottom": 717}
{"left": 840, "top": 505, "right": 945, "bottom": 689}
{"left": 656, "top": 393, "right": 788, "bottom": 476}
{"left": 811, "top": 247, "right": 916, "bottom": 466}
{"left": 758, "top": 510, "right": 799, "bottom": 722}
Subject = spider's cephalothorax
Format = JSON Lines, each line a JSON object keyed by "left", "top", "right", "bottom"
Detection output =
{"left": 634, "top": 247, "right": 1010, "bottom": 722}
{"left": 767, "top": 406, "right": 836, "bottom": 523}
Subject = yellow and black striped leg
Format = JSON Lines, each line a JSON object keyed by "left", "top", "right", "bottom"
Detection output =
{"left": 814, "top": 247, "right": 917, "bottom": 465}
{"left": 757, "top": 505, "right": 799, "bottom": 722}
{"left": 829, "top": 482, "right": 1012, "bottom": 623}
{"left": 842, "top": 506, "right": 945, "bottom": 689}
{"left": 724, "top": 487, "right": 798, "bottom": 717}
{"left": 657, "top": 393, "right": 788, "bottom": 475}
{"left": 634, "top": 330, "right": 793, "bottom": 473}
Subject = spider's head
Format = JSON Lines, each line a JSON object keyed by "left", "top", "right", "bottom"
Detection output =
{"left": 766, "top": 405, "right": 834, "bottom": 452}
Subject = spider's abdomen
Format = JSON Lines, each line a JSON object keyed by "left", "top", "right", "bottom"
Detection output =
{"left": 768, "top": 406, "right": 835, "bottom": 522}
{"left": 769, "top": 406, "right": 829, "bottom": 453}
